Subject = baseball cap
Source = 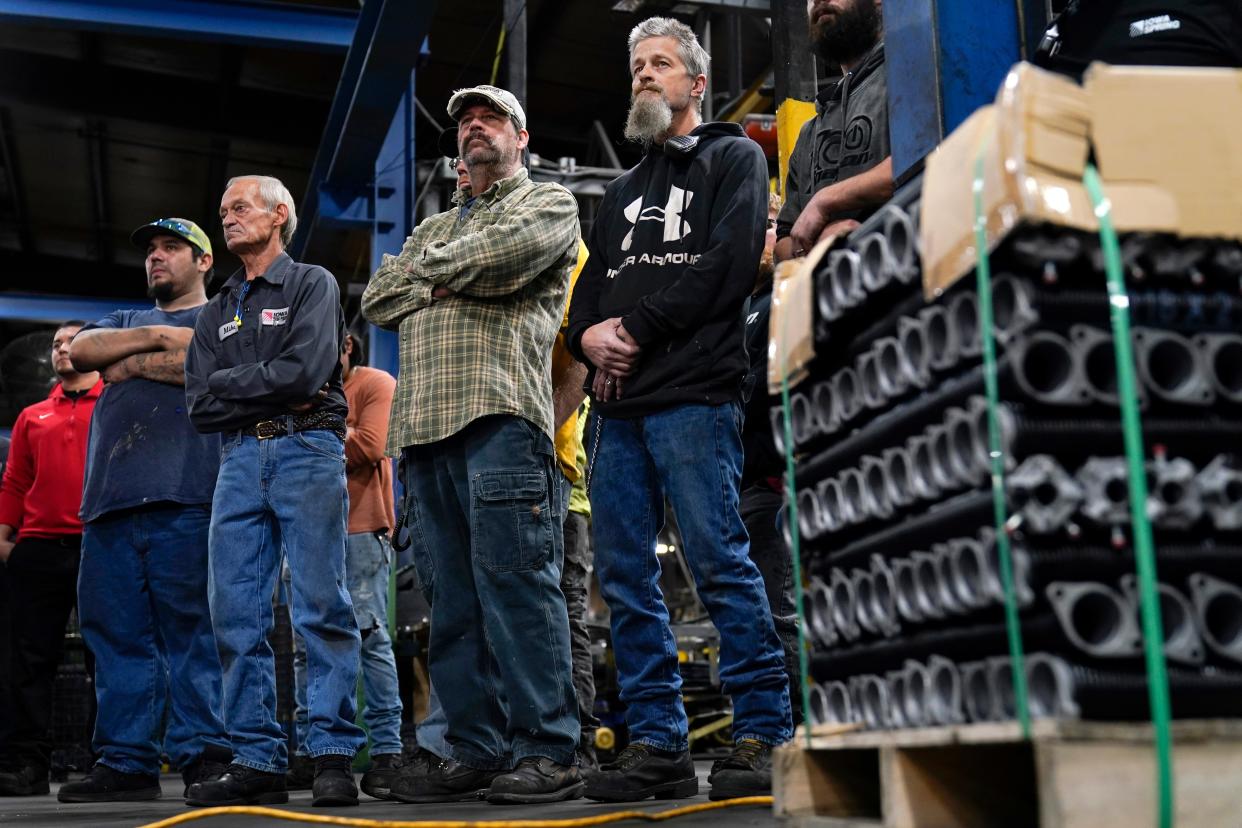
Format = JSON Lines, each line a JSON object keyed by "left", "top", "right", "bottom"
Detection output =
{"left": 446, "top": 84, "right": 526, "bottom": 132}
{"left": 130, "top": 217, "right": 213, "bottom": 257}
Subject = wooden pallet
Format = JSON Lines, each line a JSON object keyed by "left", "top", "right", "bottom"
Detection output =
{"left": 774, "top": 719, "right": 1242, "bottom": 828}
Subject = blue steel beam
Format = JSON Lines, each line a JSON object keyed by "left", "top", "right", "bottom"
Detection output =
{"left": 291, "top": 0, "right": 437, "bottom": 259}
{"left": 0, "top": 293, "right": 147, "bottom": 323}
{"left": 0, "top": 0, "right": 356, "bottom": 52}
{"left": 884, "top": 0, "right": 1048, "bottom": 183}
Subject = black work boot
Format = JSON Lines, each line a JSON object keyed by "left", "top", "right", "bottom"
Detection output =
{"left": 583, "top": 743, "right": 698, "bottom": 802}
{"left": 359, "top": 753, "right": 404, "bottom": 801}
{"left": 708, "top": 739, "right": 775, "bottom": 800}
{"left": 0, "top": 764, "right": 50, "bottom": 797}
{"left": 180, "top": 744, "right": 233, "bottom": 797}
{"left": 487, "top": 757, "right": 585, "bottom": 805}
{"left": 285, "top": 754, "right": 315, "bottom": 791}
{"left": 388, "top": 755, "right": 502, "bottom": 804}
{"left": 312, "top": 755, "right": 359, "bottom": 807}
{"left": 58, "top": 763, "right": 161, "bottom": 803}
{"left": 184, "top": 763, "right": 287, "bottom": 807}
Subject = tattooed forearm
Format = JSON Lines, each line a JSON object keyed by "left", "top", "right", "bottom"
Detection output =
{"left": 130, "top": 349, "right": 188, "bottom": 386}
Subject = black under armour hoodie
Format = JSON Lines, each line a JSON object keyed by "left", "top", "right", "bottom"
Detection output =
{"left": 567, "top": 122, "right": 768, "bottom": 419}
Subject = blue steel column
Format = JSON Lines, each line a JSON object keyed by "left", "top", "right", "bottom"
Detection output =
{"left": 884, "top": 0, "right": 1047, "bottom": 182}
{"left": 367, "top": 73, "right": 415, "bottom": 378}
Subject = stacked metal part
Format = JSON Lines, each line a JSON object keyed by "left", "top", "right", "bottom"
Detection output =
{"left": 779, "top": 189, "right": 1242, "bottom": 730}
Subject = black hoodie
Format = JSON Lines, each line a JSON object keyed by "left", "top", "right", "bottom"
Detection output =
{"left": 567, "top": 122, "right": 768, "bottom": 418}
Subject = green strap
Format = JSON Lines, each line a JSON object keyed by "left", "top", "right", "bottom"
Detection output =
{"left": 1082, "top": 163, "right": 1174, "bottom": 828}
{"left": 779, "top": 370, "right": 814, "bottom": 747}
{"left": 972, "top": 154, "right": 1031, "bottom": 738}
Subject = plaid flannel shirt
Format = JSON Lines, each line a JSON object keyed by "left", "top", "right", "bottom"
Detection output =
{"left": 362, "top": 168, "right": 580, "bottom": 452}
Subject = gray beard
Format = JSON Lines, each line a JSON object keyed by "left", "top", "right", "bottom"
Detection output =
{"left": 624, "top": 93, "right": 674, "bottom": 146}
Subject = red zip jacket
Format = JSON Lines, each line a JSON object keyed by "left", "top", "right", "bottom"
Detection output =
{"left": 0, "top": 380, "right": 103, "bottom": 540}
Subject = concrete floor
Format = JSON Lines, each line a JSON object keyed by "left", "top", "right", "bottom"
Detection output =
{"left": 0, "top": 762, "right": 778, "bottom": 828}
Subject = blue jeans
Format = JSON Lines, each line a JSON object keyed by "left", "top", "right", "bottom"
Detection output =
{"left": 290, "top": 531, "right": 404, "bottom": 756}
{"left": 209, "top": 429, "right": 365, "bottom": 773}
{"left": 590, "top": 403, "right": 792, "bottom": 751}
{"left": 401, "top": 414, "right": 578, "bottom": 769}
{"left": 79, "top": 505, "right": 228, "bottom": 775}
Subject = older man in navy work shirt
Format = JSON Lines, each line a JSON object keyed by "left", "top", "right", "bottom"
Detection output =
{"left": 184, "top": 175, "right": 364, "bottom": 809}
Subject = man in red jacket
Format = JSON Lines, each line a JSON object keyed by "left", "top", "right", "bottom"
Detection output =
{"left": 0, "top": 322, "right": 102, "bottom": 796}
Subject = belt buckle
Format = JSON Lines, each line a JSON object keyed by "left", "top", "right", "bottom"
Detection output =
{"left": 255, "top": 420, "right": 280, "bottom": 440}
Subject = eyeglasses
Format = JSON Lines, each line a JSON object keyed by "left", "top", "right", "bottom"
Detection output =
{"left": 449, "top": 157, "right": 461, "bottom": 168}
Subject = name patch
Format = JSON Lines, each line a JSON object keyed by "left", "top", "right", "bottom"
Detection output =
{"left": 261, "top": 307, "right": 290, "bottom": 326}
{"left": 218, "top": 321, "right": 239, "bottom": 340}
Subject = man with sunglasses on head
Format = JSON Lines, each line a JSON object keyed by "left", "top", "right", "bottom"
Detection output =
{"left": 62, "top": 218, "right": 230, "bottom": 804}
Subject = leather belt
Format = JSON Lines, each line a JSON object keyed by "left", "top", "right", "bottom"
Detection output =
{"left": 239, "top": 412, "right": 346, "bottom": 440}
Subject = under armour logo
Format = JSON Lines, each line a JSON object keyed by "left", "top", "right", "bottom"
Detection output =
{"left": 620, "top": 186, "right": 694, "bottom": 251}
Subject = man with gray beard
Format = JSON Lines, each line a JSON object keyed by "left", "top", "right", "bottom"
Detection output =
{"left": 567, "top": 16, "right": 791, "bottom": 804}
{"left": 775, "top": 0, "right": 892, "bottom": 261}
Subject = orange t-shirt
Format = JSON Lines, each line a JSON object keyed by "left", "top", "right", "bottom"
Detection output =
{"left": 344, "top": 366, "right": 396, "bottom": 535}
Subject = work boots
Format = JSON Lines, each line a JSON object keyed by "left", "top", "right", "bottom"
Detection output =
{"left": 388, "top": 755, "right": 502, "bottom": 804}
{"left": 184, "top": 763, "right": 287, "bottom": 806}
{"left": 0, "top": 764, "right": 49, "bottom": 797}
{"left": 359, "top": 753, "right": 404, "bottom": 801}
{"left": 180, "top": 744, "right": 233, "bottom": 797}
{"left": 58, "top": 763, "right": 162, "bottom": 803}
{"left": 583, "top": 743, "right": 698, "bottom": 802}
{"left": 311, "top": 755, "right": 359, "bottom": 807}
{"left": 707, "top": 739, "right": 775, "bottom": 800}
{"left": 487, "top": 757, "right": 584, "bottom": 805}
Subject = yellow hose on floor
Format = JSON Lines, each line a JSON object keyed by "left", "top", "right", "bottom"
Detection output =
{"left": 134, "top": 796, "right": 774, "bottom": 828}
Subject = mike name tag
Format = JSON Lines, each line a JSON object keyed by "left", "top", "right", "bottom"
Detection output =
{"left": 261, "top": 307, "right": 289, "bottom": 326}
{"left": 219, "top": 321, "right": 238, "bottom": 340}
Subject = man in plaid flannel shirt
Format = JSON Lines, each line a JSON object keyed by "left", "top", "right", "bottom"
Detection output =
{"left": 362, "top": 85, "right": 583, "bottom": 806}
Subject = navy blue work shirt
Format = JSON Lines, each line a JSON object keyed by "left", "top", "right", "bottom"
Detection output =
{"left": 185, "top": 252, "right": 348, "bottom": 434}
{"left": 79, "top": 305, "right": 222, "bottom": 523}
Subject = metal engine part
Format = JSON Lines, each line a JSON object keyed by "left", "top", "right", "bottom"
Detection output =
{"left": 1147, "top": 453, "right": 1204, "bottom": 530}
{"left": 1008, "top": 454, "right": 1084, "bottom": 534}
{"left": 1010, "top": 330, "right": 1092, "bottom": 406}
{"left": 857, "top": 350, "right": 888, "bottom": 410}
{"left": 960, "top": 660, "right": 995, "bottom": 723}
{"left": 1024, "top": 652, "right": 1081, "bottom": 720}
{"left": 1197, "top": 454, "right": 1242, "bottom": 531}
{"left": 833, "top": 366, "right": 864, "bottom": 424}
{"left": 926, "top": 655, "right": 965, "bottom": 725}
{"left": 874, "top": 336, "right": 909, "bottom": 400}
{"left": 811, "top": 380, "right": 839, "bottom": 437}
{"left": 880, "top": 204, "right": 920, "bottom": 283}
{"left": 830, "top": 568, "right": 861, "bottom": 642}
{"left": 919, "top": 304, "right": 961, "bottom": 372}
{"left": 1133, "top": 326, "right": 1214, "bottom": 406}
{"left": 991, "top": 273, "right": 1039, "bottom": 343}
{"left": 896, "top": 315, "right": 932, "bottom": 389}
{"left": 1046, "top": 581, "right": 1144, "bottom": 658}
{"left": 1187, "top": 573, "right": 1242, "bottom": 664}
{"left": 881, "top": 445, "right": 917, "bottom": 509}
{"left": 1195, "top": 332, "right": 1242, "bottom": 403}
{"left": 905, "top": 434, "right": 941, "bottom": 501}
{"left": 868, "top": 554, "right": 901, "bottom": 637}
{"left": 858, "top": 231, "right": 896, "bottom": 293}
{"left": 1076, "top": 456, "right": 1132, "bottom": 526}
{"left": 1118, "top": 574, "right": 1205, "bottom": 666}
{"left": 948, "top": 290, "right": 982, "bottom": 358}
{"left": 861, "top": 454, "right": 895, "bottom": 521}
{"left": 807, "top": 576, "right": 837, "bottom": 648}
{"left": 829, "top": 249, "right": 866, "bottom": 310}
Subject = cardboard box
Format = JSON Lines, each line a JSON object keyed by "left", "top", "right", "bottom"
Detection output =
{"left": 920, "top": 61, "right": 1241, "bottom": 298}
{"left": 1086, "top": 63, "right": 1242, "bottom": 241}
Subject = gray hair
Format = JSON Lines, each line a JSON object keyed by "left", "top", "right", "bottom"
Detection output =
{"left": 227, "top": 175, "right": 298, "bottom": 248}
{"left": 627, "top": 17, "right": 711, "bottom": 109}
